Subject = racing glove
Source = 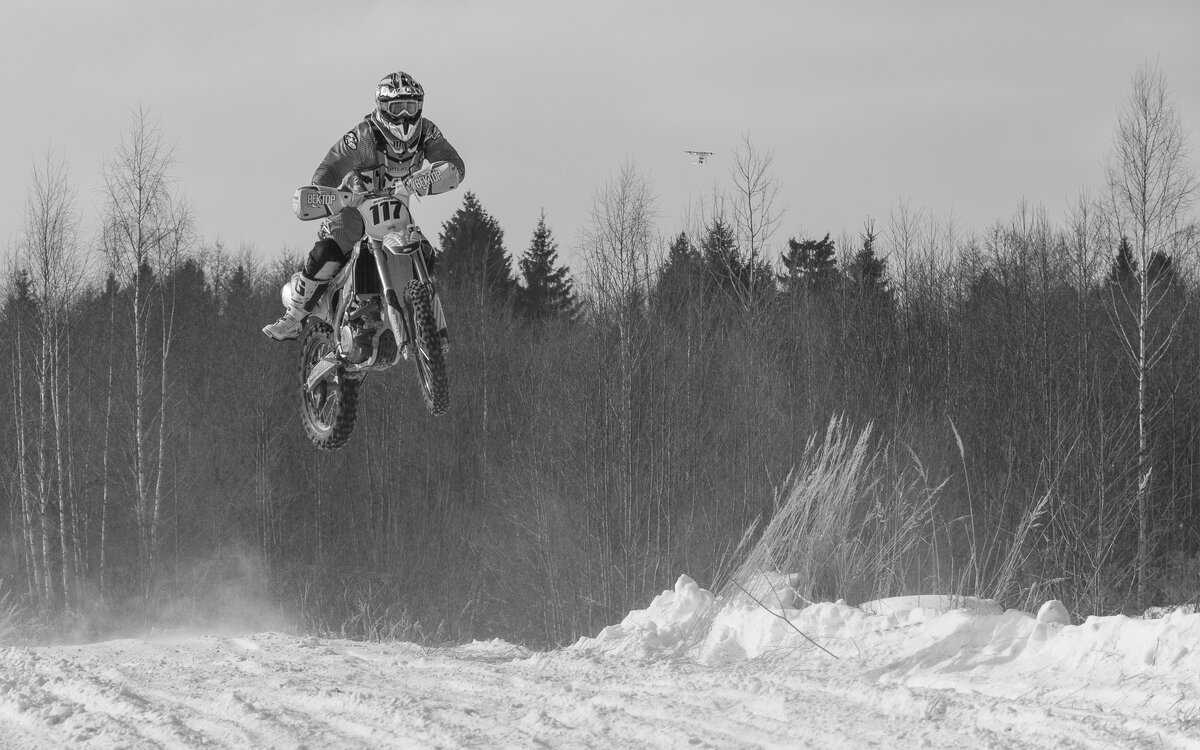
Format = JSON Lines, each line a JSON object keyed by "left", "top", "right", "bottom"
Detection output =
{"left": 339, "top": 172, "right": 368, "bottom": 207}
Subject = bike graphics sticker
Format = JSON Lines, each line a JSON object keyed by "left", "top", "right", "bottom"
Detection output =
{"left": 368, "top": 199, "right": 407, "bottom": 226}
{"left": 343, "top": 130, "right": 359, "bottom": 150}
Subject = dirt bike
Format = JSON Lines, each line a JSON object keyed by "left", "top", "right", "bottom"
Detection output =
{"left": 289, "top": 172, "right": 451, "bottom": 450}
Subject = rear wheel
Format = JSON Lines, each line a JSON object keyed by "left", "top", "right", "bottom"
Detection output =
{"left": 299, "top": 319, "right": 360, "bottom": 449}
{"left": 405, "top": 280, "right": 449, "bottom": 416}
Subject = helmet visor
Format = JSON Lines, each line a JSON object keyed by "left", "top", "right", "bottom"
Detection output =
{"left": 380, "top": 98, "right": 421, "bottom": 119}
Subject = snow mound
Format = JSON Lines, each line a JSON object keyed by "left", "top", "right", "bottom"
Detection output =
{"left": 573, "top": 574, "right": 1200, "bottom": 727}
{"left": 1036, "top": 599, "right": 1070, "bottom": 624}
{"left": 570, "top": 576, "right": 1004, "bottom": 662}
{"left": 571, "top": 575, "right": 715, "bottom": 658}
{"left": 577, "top": 575, "right": 1200, "bottom": 687}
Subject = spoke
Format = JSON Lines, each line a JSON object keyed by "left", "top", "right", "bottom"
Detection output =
{"left": 310, "top": 393, "right": 326, "bottom": 428}
{"left": 417, "top": 361, "right": 432, "bottom": 397}
{"left": 320, "top": 398, "right": 333, "bottom": 426}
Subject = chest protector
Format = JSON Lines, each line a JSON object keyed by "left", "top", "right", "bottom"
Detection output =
{"left": 362, "top": 122, "right": 425, "bottom": 192}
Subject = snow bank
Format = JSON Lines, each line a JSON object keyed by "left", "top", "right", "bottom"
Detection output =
{"left": 572, "top": 576, "right": 1010, "bottom": 663}
{"left": 574, "top": 574, "right": 1200, "bottom": 719}
{"left": 1024, "top": 607, "right": 1200, "bottom": 670}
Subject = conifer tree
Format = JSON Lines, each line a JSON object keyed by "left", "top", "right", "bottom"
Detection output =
{"left": 779, "top": 233, "right": 838, "bottom": 294}
{"left": 652, "top": 231, "right": 703, "bottom": 313}
{"left": 701, "top": 218, "right": 740, "bottom": 288}
{"left": 1147, "top": 251, "right": 1175, "bottom": 285}
{"left": 1107, "top": 235, "right": 1136, "bottom": 287}
{"left": 438, "top": 191, "right": 517, "bottom": 301}
{"left": 699, "top": 218, "right": 774, "bottom": 306}
{"left": 515, "top": 211, "right": 579, "bottom": 322}
{"left": 846, "top": 223, "right": 888, "bottom": 296}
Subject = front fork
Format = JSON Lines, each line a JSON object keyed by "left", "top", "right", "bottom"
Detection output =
{"left": 370, "top": 239, "right": 447, "bottom": 353}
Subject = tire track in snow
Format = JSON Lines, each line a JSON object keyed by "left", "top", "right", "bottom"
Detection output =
{"left": 0, "top": 633, "right": 1192, "bottom": 748}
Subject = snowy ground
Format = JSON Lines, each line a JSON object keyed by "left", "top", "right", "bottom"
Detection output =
{"left": 1, "top": 576, "right": 1199, "bottom": 748}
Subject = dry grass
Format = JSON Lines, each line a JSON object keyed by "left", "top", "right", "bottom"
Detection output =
{"left": 717, "top": 415, "right": 1062, "bottom": 613}
{"left": 0, "top": 590, "right": 23, "bottom": 645}
{"left": 719, "top": 416, "right": 946, "bottom": 606}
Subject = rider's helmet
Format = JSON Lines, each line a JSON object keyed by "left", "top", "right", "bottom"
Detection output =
{"left": 373, "top": 71, "right": 424, "bottom": 149}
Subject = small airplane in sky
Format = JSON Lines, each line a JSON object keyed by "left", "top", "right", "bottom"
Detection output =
{"left": 685, "top": 150, "right": 714, "bottom": 165}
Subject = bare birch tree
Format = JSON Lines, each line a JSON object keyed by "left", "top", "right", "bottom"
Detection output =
{"left": 584, "top": 161, "right": 657, "bottom": 316}
{"left": 581, "top": 161, "right": 658, "bottom": 602}
{"left": 18, "top": 150, "right": 87, "bottom": 611}
{"left": 729, "top": 132, "right": 782, "bottom": 304}
{"left": 1103, "top": 63, "right": 1198, "bottom": 603}
{"left": 100, "top": 108, "right": 192, "bottom": 604}
{"left": 7, "top": 269, "right": 40, "bottom": 605}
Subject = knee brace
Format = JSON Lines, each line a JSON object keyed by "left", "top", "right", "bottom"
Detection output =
{"left": 304, "top": 237, "right": 348, "bottom": 281}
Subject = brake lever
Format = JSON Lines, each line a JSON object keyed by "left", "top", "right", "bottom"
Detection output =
{"left": 392, "top": 181, "right": 417, "bottom": 202}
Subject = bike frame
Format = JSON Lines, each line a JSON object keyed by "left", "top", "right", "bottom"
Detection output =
{"left": 300, "top": 187, "right": 447, "bottom": 376}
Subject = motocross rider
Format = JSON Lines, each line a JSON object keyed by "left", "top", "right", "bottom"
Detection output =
{"left": 263, "top": 71, "right": 466, "bottom": 341}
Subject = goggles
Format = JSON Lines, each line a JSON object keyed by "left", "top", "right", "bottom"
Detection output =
{"left": 379, "top": 98, "right": 421, "bottom": 119}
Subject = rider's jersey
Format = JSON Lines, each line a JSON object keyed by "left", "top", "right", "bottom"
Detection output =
{"left": 312, "top": 115, "right": 465, "bottom": 194}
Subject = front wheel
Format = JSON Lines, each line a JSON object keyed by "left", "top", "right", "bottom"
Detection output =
{"left": 405, "top": 280, "right": 449, "bottom": 416}
{"left": 299, "top": 319, "right": 360, "bottom": 449}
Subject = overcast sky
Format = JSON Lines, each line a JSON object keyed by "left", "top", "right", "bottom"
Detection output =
{"left": 3, "top": 0, "right": 1199, "bottom": 274}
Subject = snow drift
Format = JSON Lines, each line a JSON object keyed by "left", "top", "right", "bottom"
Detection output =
{"left": 573, "top": 574, "right": 1200, "bottom": 729}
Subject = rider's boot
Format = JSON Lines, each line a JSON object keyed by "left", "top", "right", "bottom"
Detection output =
{"left": 262, "top": 272, "right": 328, "bottom": 341}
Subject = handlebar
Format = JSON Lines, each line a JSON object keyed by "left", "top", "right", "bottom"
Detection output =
{"left": 355, "top": 182, "right": 414, "bottom": 200}
{"left": 349, "top": 162, "right": 458, "bottom": 202}
{"left": 295, "top": 163, "right": 456, "bottom": 221}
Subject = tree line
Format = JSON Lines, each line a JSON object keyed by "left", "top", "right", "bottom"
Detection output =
{"left": 1, "top": 64, "right": 1198, "bottom": 646}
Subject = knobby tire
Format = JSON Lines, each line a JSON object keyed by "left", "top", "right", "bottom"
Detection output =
{"left": 405, "top": 280, "right": 449, "bottom": 416}
{"left": 298, "top": 319, "right": 360, "bottom": 450}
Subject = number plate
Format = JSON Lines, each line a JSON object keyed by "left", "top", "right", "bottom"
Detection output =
{"left": 363, "top": 198, "right": 411, "bottom": 239}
